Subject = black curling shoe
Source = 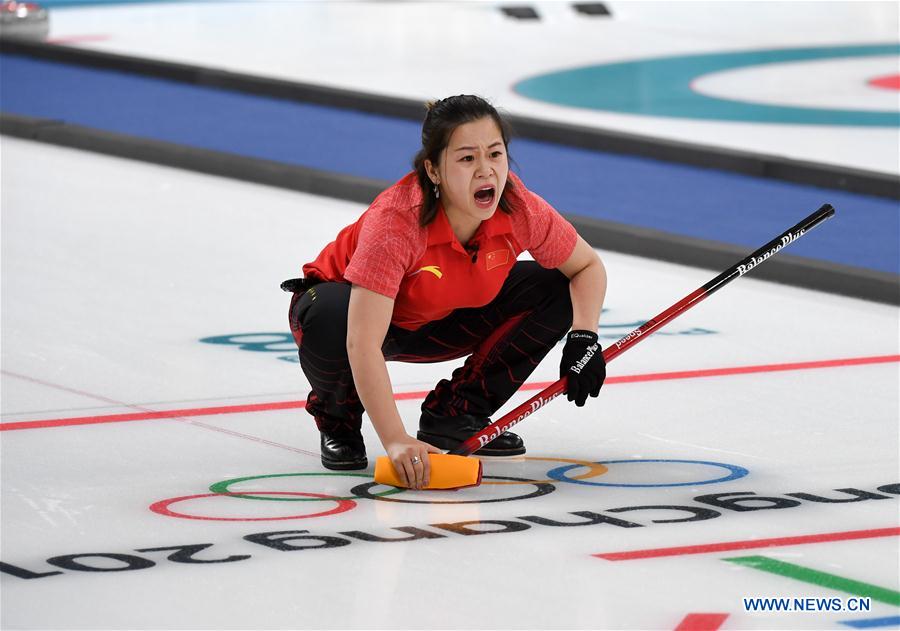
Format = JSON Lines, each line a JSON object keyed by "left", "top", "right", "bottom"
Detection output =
{"left": 417, "top": 409, "right": 525, "bottom": 457}
{"left": 320, "top": 431, "right": 368, "bottom": 470}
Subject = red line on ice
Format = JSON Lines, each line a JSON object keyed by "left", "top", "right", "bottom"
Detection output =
{"left": 594, "top": 527, "right": 900, "bottom": 561}
{"left": 2, "top": 354, "right": 896, "bottom": 431}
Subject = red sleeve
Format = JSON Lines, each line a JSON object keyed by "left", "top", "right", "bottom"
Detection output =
{"left": 509, "top": 176, "right": 578, "bottom": 268}
{"left": 343, "top": 197, "right": 425, "bottom": 299}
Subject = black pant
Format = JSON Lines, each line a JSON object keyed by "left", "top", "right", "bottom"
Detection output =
{"left": 288, "top": 261, "right": 573, "bottom": 435}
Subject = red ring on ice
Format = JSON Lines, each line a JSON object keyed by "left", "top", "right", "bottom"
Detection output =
{"left": 149, "top": 491, "right": 356, "bottom": 521}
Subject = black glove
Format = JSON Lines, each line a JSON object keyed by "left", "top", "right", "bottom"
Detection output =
{"left": 559, "top": 330, "right": 606, "bottom": 407}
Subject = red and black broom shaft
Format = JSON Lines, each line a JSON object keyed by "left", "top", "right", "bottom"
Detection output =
{"left": 448, "top": 203, "right": 836, "bottom": 457}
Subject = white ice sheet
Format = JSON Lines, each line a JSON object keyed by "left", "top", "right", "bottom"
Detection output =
{"left": 2, "top": 139, "right": 898, "bottom": 630}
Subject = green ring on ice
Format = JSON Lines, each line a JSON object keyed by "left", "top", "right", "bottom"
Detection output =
{"left": 209, "top": 472, "right": 406, "bottom": 501}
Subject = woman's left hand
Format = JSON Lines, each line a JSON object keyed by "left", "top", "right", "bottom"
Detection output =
{"left": 559, "top": 330, "right": 606, "bottom": 406}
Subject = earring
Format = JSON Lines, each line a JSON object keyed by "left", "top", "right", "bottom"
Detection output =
{"left": 433, "top": 184, "right": 440, "bottom": 199}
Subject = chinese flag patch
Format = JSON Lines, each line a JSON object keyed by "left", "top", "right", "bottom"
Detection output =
{"left": 485, "top": 249, "right": 509, "bottom": 270}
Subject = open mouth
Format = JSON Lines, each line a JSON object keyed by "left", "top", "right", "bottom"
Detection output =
{"left": 473, "top": 186, "right": 495, "bottom": 208}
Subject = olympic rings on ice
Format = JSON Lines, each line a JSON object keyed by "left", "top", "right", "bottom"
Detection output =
{"left": 149, "top": 458, "right": 749, "bottom": 520}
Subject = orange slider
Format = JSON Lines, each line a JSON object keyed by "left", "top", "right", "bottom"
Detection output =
{"left": 374, "top": 454, "right": 483, "bottom": 490}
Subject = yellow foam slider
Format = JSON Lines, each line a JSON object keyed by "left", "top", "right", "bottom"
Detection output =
{"left": 374, "top": 454, "right": 483, "bottom": 490}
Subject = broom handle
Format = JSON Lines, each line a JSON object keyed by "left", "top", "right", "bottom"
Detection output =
{"left": 448, "top": 204, "right": 836, "bottom": 456}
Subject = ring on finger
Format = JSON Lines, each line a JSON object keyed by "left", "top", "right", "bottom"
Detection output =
{"left": 411, "top": 456, "right": 421, "bottom": 465}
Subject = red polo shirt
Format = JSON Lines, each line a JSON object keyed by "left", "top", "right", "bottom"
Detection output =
{"left": 302, "top": 171, "right": 577, "bottom": 330}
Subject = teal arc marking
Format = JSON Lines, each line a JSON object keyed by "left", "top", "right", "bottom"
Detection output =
{"left": 514, "top": 44, "right": 900, "bottom": 126}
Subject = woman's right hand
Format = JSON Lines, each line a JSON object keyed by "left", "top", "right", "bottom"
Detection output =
{"left": 385, "top": 434, "right": 443, "bottom": 489}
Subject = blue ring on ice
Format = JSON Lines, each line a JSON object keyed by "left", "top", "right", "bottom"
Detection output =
{"left": 546, "top": 458, "right": 749, "bottom": 487}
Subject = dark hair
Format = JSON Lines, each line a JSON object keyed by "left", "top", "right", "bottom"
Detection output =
{"left": 412, "top": 95, "right": 514, "bottom": 227}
